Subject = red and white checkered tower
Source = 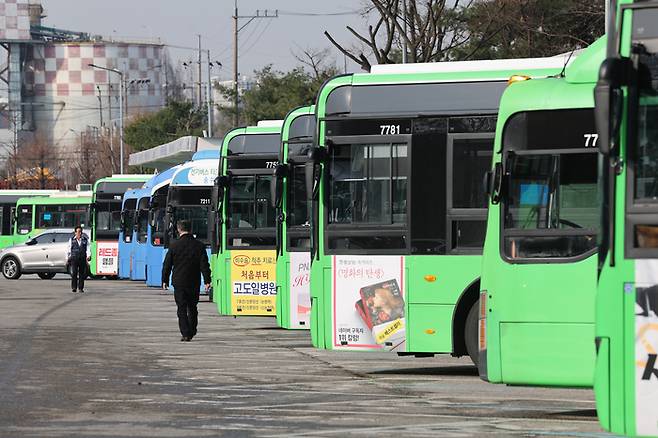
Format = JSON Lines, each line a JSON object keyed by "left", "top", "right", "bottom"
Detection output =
{"left": 0, "top": 0, "right": 166, "bottom": 168}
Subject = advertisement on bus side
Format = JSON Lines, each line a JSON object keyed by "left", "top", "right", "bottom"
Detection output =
{"left": 634, "top": 259, "right": 658, "bottom": 436}
{"left": 230, "top": 250, "right": 277, "bottom": 315}
{"left": 96, "top": 241, "right": 119, "bottom": 276}
{"left": 332, "top": 255, "right": 406, "bottom": 352}
{"left": 289, "top": 252, "right": 311, "bottom": 328}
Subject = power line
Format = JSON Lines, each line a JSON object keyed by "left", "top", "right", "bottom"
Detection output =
{"left": 241, "top": 20, "right": 274, "bottom": 57}
{"left": 277, "top": 9, "right": 361, "bottom": 16}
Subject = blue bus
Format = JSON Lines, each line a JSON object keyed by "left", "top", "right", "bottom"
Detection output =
{"left": 138, "top": 166, "right": 179, "bottom": 284}
{"left": 118, "top": 189, "right": 141, "bottom": 279}
{"left": 164, "top": 150, "right": 220, "bottom": 295}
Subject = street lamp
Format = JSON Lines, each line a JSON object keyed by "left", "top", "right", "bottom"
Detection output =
{"left": 88, "top": 63, "right": 125, "bottom": 174}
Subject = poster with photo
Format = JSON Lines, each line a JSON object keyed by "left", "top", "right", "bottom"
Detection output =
{"left": 635, "top": 259, "right": 658, "bottom": 436}
{"left": 96, "top": 241, "right": 118, "bottom": 275}
{"left": 230, "top": 250, "right": 277, "bottom": 316}
{"left": 332, "top": 255, "right": 405, "bottom": 352}
{"left": 289, "top": 252, "right": 311, "bottom": 329}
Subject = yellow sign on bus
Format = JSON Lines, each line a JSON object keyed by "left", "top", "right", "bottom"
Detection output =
{"left": 230, "top": 250, "right": 277, "bottom": 316}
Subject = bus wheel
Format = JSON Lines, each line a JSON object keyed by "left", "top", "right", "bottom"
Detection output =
{"left": 464, "top": 300, "right": 479, "bottom": 367}
{"left": 37, "top": 272, "right": 56, "bottom": 280}
{"left": 2, "top": 257, "right": 22, "bottom": 280}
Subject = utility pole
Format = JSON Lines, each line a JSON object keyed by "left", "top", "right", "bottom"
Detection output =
{"left": 197, "top": 34, "right": 203, "bottom": 107}
{"left": 206, "top": 49, "right": 213, "bottom": 137}
{"left": 89, "top": 64, "right": 125, "bottom": 173}
{"left": 233, "top": 1, "right": 278, "bottom": 127}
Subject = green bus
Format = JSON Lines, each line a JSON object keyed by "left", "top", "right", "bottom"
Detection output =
{"left": 90, "top": 175, "right": 150, "bottom": 277}
{"left": 594, "top": 0, "right": 658, "bottom": 435}
{"left": 272, "top": 106, "right": 315, "bottom": 329}
{"left": 0, "top": 190, "right": 59, "bottom": 248}
{"left": 306, "top": 58, "right": 566, "bottom": 360}
{"left": 13, "top": 193, "right": 92, "bottom": 242}
{"left": 212, "top": 121, "right": 283, "bottom": 316}
{"left": 478, "top": 38, "right": 605, "bottom": 387}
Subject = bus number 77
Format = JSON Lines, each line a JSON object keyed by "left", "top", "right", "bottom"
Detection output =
{"left": 583, "top": 133, "right": 599, "bottom": 147}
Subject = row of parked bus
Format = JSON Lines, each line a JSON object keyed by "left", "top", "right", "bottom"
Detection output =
{"left": 0, "top": 175, "right": 151, "bottom": 279}
{"left": 206, "top": 2, "right": 654, "bottom": 434}
{"left": 0, "top": 1, "right": 654, "bottom": 434}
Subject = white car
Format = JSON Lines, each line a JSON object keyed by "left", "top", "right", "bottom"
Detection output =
{"left": 0, "top": 229, "right": 88, "bottom": 280}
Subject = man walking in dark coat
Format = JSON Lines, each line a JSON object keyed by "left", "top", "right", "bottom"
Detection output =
{"left": 162, "top": 219, "right": 211, "bottom": 341}
{"left": 67, "top": 225, "right": 91, "bottom": 293}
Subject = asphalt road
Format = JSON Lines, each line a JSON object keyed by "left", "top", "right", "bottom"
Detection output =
{"left": 0, "top": 276, "right": 615, "bottom": 437}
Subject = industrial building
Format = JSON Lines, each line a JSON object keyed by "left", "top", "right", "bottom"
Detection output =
{"left": 0, "top": 0, "right": 166, "bottom": 186}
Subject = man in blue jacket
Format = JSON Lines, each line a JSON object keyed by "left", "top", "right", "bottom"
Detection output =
{"left": 67, "top": 225, "right": 91, "bottom": 293}
{"left": 162, "top": 220, "right": 211, "bottom": 341}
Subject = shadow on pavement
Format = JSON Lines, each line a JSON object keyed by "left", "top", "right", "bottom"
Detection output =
{"left": 369, "top": 365, "right": 478, "bottom": 377}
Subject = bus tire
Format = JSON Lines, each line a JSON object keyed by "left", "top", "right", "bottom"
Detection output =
{"left": 464, "top": 300, "right": 479, "bottom": 367}
{"left": 2, "top": 256, "right": 22, "bottom": 280}
{"left": 37, "top": 272, "right": 56, "bottom": 280}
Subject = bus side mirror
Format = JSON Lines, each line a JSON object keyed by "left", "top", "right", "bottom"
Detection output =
{"left": 271, "top": 163, "right": 289, "bottom": 208}
{"left": 488, "top": 162, "right": 504, "bottom": 205}
{"left": 305, "top": 147, "right": 326, "bottom": 202}
{"left": 595, "top": 57, "right": 631, "bottom": 156}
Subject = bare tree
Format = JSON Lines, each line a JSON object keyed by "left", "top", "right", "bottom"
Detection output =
{"left": 324, "top": 0, "right": 500, "bottom": 71}
{"left": 293, "top": 47, "right": 339, "bottom": 81}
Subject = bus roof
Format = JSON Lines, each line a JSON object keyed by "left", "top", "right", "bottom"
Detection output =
{"left": 256, "top": 120, "right": 284, "bottom": 128}
{"left": 16, "top": 195, "right": 93, "bottom": 206}
{"left": 93, "top": 174, "right": 152, "bottom": 191}
{"left": 282, "top": 105, "right": 315, "bottom": 143}
{"left": 191, "top": 149, "right": 220, "bottom": 161}
{"left": 222, "top": 124, "right": 283, "bottom": 156}
{"left": 497, "top": 37, "right": 605, "bottom": 119}
{"left": 170, "top": 158, "right": 219, "bottom": 187}
{"left": 369, "top": 54, "right": 572, "bottom": 76}
{"left": 142, "top": 165, "right": 180, "bottom": 196}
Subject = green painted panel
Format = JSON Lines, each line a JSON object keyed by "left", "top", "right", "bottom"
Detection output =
{"left": 407, "top": 304, "right": 453, "bottom": 352}
{"left": 406, "top": 255, "right": 480, "bottom": 305}
{"left": 500, "top": 322, "right": 595, "bottom": 387}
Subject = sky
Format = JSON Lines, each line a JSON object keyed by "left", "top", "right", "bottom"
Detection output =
{"left": 42, "top": 0, "right": 370, "bottom": 78}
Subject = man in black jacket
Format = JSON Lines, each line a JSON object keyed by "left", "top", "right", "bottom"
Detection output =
{"left": 67, "top": 225, "right": 91, "bottom": 293}
{"left": 162, "top": 219, "right": 211, "bottom": 341}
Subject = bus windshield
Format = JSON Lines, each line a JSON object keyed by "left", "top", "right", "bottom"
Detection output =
{"left": 168, "top": 187, "right": 211, "bottom": 245}
{"left": 172, "top": 206, "right": 209, "bottom": 243}
{"left": 226, "top": 174, "right": 276, "bottom": 248}
{"left": 97, "top": 201, "right": 122, "bottom": 235}
{"left": 16, "top": 205, "right": 32, "bottom": 234}
{"left": 228, "top": 175, "right": 275, "bottom": 229}
{"left": 502, "top": 109, "right": 599, "bottom": 260}
{"left": 36, "top": 204, "right": 89, "bottom": 229}
{"left": 287, "top": 164, "right": 311, "bottom": 228}
{"left": 119, "top": 199, "right": 135, "bottom": 243}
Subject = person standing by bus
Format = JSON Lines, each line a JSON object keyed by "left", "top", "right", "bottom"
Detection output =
{"left": 161, "top": 219, "right": 211, "bottom": 342}
{"left": 68, "top": 225, "right": 91, "bottom": 293}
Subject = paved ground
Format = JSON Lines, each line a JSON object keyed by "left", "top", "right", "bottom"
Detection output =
{"left": 0, "top": 276, "right": 615, "bottom": 437}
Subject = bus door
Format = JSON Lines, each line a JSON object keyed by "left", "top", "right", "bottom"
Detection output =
{"left": 446, "top": 132, "right": 492, "bottom": 254}
{"left": 323, "top": 132, "right": 410, "bottom": 350}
